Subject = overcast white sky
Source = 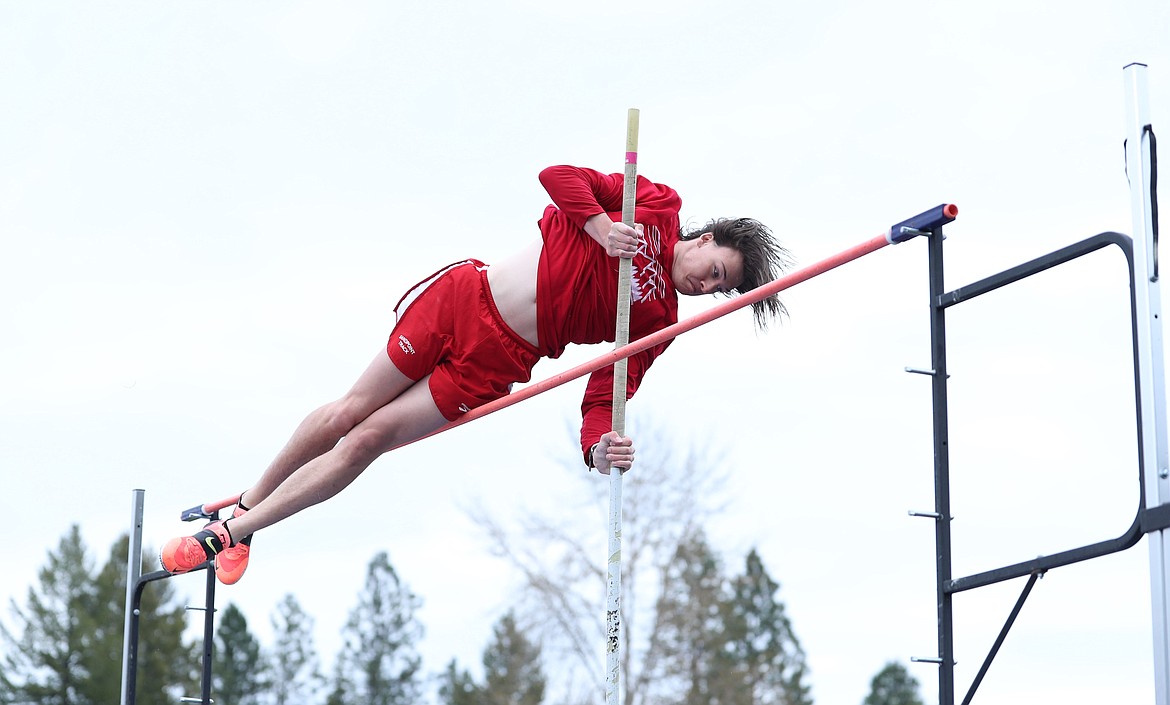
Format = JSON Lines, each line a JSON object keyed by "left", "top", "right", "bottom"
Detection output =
{"left": 3, "top": 2, "right": 1170, "bottom": 704}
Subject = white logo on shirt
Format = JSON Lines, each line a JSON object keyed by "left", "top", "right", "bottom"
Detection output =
{"left": 398, "top": 335, "right": 415, "bottom": 355}
{"left": 631, "top": 225, "right": 666, "bottom": 303}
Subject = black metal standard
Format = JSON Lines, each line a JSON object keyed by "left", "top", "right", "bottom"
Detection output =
{"left": 926, "top": 219, "right": 956, "bottom": 703}
{"left": 921, "top": 230, "right": 1160, "bottom": 705}
{"left": 124, "top": 549, "right": 219, "bottom": 705}
{"left": 195, "top": 562, "right": 217, "bottom": 705}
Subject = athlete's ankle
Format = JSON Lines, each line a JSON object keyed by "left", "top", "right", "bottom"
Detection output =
{"left": 218, "top": 519, "right": 236, "bottom": 548}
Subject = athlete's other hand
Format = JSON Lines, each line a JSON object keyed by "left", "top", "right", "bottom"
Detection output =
{"left": 593, "top": 431, "right": 635, "bottom": 475}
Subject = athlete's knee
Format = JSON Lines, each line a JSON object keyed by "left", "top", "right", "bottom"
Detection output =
{"left": 315, "top": 396, "right": 369, "bottom": 438}
{"left": 335, "top": 426, "right": 394, "bottom": 467}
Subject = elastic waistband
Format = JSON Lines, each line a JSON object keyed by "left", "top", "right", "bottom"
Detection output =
{"left": 393, "top": 259, "right": 483, "bottom": 315}
{"left": 478, "top": 267, "right": 539, "bottom": 357}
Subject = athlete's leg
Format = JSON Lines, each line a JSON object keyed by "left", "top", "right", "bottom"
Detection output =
{"left": 163, "top": 369, "right": 447, "bottom": 575}
{"left": 239, "top": 350, "right": 417, "bottom": 508}
{"left": 225, "top": 373, "right": 448, "bottom": 538}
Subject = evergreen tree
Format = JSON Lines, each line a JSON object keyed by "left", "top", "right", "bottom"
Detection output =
{"left": 438, "top": 660, "right": 479, "bottom": 705}
{"left": 0, "top": 525, "right": 97, "bottom": 705}
{"left": 268, "top": 593, "right": 322, "bottom": 705}
{"left": 214, "top": 602, "right": 267, "bottom": 705}
{"left": 323, "top": 670, "right": 352, "bottom": 705}
{"left": 862, "top": 661, "right": 924, "bottom": 705}
{"left": 645, "top": 528, "right": 731, "bottom": 705}
{"left": 439, "top": 611, "right": 545, "bottom": 705}
{"left": 481, "top": 611, "right": 545, "bottom": 705}
{"left": 329, "top": 551, "right": 423, "bottom": 705}
{"left": 0, "top": 528, "right": 199, "bottom": 705}
{"left": 723, "top": 550, "right": 812, "bottom": 705}
{"left": 78, "top": 538, "right": 126, "bottom": 705}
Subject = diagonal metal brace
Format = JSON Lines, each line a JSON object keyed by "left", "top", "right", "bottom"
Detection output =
{"left": 960, "top": 571, "right": 1044, "bottom": 705}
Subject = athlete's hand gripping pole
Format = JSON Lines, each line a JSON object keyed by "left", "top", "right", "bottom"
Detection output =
{"left": 606, "top": 107, "right": 638, "bottom": 705}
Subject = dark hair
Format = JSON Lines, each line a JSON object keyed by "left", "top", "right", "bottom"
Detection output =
{"left": 680, "top": 217, "right": 793, "bottom": 329}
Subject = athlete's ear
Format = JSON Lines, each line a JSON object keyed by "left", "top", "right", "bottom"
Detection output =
{"left": 698, "top": 232, "right": 714, "bottom": 245}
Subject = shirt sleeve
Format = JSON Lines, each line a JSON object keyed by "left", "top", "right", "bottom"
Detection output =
{"left": 539, "top": 166, "right": 624, "bottom": 228}
{"left": 578, "top": 339, "right": 673, "bottom": 463}
{"left": 539, "top": 165, "right": 682, "bottom": 230}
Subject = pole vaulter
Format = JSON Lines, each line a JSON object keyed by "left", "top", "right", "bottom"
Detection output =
{"left": 393, "top": 202, "right": 958, "bottom": 452}
{"left": 160, "top": 203, "right": 959, "bottom": 524}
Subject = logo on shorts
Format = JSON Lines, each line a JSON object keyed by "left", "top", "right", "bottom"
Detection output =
{"left": 458, "top": 403, "right": 471, "bottom": 414}
{"left": 397, "top": 335, "right": 415, "bottom": 355}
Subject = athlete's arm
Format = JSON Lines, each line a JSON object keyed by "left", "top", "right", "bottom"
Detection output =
{"left": 539, "top": 164, "right": 673, "bottom": 258}
{"left": 584, "top": 213, "right": 641, "bottom": 259}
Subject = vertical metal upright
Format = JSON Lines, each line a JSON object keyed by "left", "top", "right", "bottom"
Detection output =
{"left": 1125, "top": 61, "right": 1170, "bottom": 705}
{"left": 926, "top": 223, "right": 956, "bottom": 703}
{"left": 119, "top": 490, "right": 146, "bottom": 705}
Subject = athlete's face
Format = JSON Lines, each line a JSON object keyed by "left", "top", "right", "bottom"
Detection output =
{"left": 671, "top": 233, "right": 745, "bottom": 296}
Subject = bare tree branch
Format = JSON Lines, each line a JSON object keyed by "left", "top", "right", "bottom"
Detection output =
{"left": 465, "top": 413, "right": 732, "bottom": 705}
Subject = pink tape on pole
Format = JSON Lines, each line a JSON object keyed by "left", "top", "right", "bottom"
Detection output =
{"left": 625, "top": 151, "right": 638, "bottom": 164}
{"left": 388, "top": 232, "right": 893, "bottom": 453}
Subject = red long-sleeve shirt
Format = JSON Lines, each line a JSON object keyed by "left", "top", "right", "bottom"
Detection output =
{"left": 535, "top": 165, "right": 682, "bottom": 460}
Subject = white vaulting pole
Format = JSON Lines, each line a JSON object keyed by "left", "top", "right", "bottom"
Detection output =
{"left": 606, "top": 107, "right": 638, "bottom": 705}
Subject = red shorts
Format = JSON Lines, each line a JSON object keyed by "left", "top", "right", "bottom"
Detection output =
{"left": 387, "top": 259, "right": 540, "bottom": 421}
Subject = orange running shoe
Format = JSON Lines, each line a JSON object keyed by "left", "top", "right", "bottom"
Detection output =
{"left": 160, "top": 521, "right": 233, "bottom": 575}
{"left": 214, "top": 504, "right": 252, "bottom": 585}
